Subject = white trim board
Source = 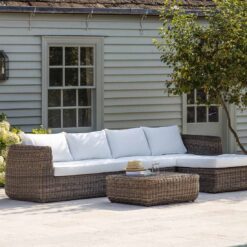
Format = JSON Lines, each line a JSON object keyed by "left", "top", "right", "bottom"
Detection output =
{"left": 42, "top": 36, "right": 104, "bottom": 132}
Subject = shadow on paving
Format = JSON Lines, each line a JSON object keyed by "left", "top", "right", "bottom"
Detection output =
{"left": 197, "top": 190, "right": 247, "bottom": 203}
{"left": 1, "top": 188, "right": 247, "bottom": 216}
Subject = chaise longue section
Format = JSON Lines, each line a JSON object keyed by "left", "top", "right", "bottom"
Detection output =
{"left": 181, "top": 135, "right": 247, "bottom": 193}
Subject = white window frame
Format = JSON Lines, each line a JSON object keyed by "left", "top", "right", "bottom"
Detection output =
{"left": 186, "top": 89, "right": 220, "bottom": 124}
{"left": 42, "top": 36, "right": 104, "bottom": 132}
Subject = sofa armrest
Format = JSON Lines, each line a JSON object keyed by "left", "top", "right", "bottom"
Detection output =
{"left": 181, "top": 134, "right": 223, "bottom": 155}
{"left": 5, "top": 145, "right": 54, "bottom": 202}
{"left": 6, "top": 144, "right": 54, "bottom": 177}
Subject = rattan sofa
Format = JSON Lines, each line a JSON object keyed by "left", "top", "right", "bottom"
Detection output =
{"left": 5, "top": 134, "right": 247, "bottom": 203}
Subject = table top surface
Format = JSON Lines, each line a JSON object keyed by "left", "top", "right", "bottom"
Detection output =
{"left": 107, "top": 172, "right": 199, "bottom": 181}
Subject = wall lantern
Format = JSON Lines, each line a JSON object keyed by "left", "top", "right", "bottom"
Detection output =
{"left": 0, "top": 51, "right": 9, "bottom": 81}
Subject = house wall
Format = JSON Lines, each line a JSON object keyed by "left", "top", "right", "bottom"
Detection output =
{"left": 0, "top": 13, "right": 181, "bottom": 132}
{"left": 236, "top": 109, "right": 247, "bottom": 150}
{"left": 0, "top": 13, "right": 246, "bottom": 151}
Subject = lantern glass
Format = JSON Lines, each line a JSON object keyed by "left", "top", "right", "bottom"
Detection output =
{"left": 0, "top": 51, "right": 9, "bottom": 81}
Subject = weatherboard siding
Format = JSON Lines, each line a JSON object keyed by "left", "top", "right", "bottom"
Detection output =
{"left": 236, "top": 109, "right": 247, "bottom": 150}
{"left": 0, "top": 13, "right": 182, "bottom": 132}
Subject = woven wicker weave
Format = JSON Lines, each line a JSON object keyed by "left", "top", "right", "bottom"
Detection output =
{"left": 177, "top": 166, "right": 247, "bottom": 193}
{"left": 182, "top": 134, "right": 223, "bottom": 155}
{"left": 4, "top": 134, "right": 231, "bottom": 203}
{"left": 106, "top": 172, "right": 199, "bottom": 206}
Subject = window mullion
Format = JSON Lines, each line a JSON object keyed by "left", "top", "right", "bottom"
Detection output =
{"left": 76, "top": 89, "right": 79, "bottom": 128}
{"left": 63, "top": 46, "right": 65, "bottom": 87}
{"left": 47, "top": 44, "right": 95, "bottom": 130}
{"left": 61, "top": 89, "right": 63, "bottom": 128}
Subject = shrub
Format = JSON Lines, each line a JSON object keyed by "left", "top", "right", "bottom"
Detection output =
{"left": 0, "top": 113, "right": 21, "bottom": 186}
{"left": 32, "top": 125, "right": 51, "bottom": 134}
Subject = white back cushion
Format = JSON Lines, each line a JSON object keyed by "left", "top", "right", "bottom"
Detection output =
{"left": 142, "top": 126, "right": 187, "bottom": 155}
{"left": 66, "top": 131, "right": 112, "bottom": 160}
{"left": 21, "top": 132, "right": 73, "bottom": 162}
{"left": 105, "top": 128, "right": 151, "bottom": 158}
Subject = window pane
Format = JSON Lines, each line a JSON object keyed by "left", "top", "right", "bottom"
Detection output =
{"left": 65, "top": 68, "right": 78, "bottom": 86}
{"left": 49, "top": 68, "right": 63, "bottom": 87}
{"left": 80, "top": 68, "right": 93, "bottom": 86}
{"left": 187, "top": 91, "right": 195, "bottom": 104}
{"left": 65, "top": 47, "right": 78, "bottom": 66}
{"left": 78, "top": 109, "right": 91, "bottom": 127}
{"left": 63, "top": 89, "right": 76, "bottom": 106}
{"left": 209, "top": 106, "right": 219, "bottom": 122}
{"left": 63, "top": 109, "right": 76, "bottom": 128}
{"left": 196, "top": 89, "right": 207, "bottom": 104}
{"left": 80, "top": 47, "right": 93, "bottom": 65}
{"left": 187, "top": 107, "right": 195, "bottom": 123}
{"left": 197, "top": 106, "right": 207, "bottom": 122}
{"left": 78, "top": 89, "right": 91, "bottom": 106}
{"left": 48, "top": 90, "right": 61, "bottom": 107}
{"left": 49, "top": 47, "right": 63, "bottom": 66}
{"left": 48, "top": 110, "right": 61, "bottom": 128}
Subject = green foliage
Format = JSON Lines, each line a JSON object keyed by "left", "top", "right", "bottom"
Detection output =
{"left": 154, "top": 0, "right": 247, "bottom": 107}
{"left": 0, "top": 113, "right": 21, "bottom": 186}
{"left": 0, "top": 113, "right": 7, "bottom": 122}
{"left": 32, "top": 125, "right": 51, "bottom": 134}
{"left": 154, "top": 0, "right": 247, "bottom": 153}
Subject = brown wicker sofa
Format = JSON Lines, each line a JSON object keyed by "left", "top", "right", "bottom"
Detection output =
{"left": 5, "top": 134, "right": 247, "bottom": 203}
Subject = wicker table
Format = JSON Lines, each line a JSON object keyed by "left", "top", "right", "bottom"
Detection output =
{"left": 106, "top": 172, "right": 199, "bottom": 206}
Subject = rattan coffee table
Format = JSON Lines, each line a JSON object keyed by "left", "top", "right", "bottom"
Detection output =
{"left": 106, "top": 172, "right": 199, "bottom": 206}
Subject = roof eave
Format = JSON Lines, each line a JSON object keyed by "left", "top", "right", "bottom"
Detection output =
{"left": 0, "top": 6, "right": 206, "bottom": 16}
{"left": 0, "top": 6, "right": 159, "bottom": 15}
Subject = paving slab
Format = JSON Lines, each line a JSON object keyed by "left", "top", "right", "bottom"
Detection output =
{"left": 1, "top": 188, "right": 247, "bottom": 247}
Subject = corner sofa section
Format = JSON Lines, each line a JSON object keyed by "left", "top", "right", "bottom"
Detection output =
{"left": 5, "top": 134, "right": 223, "bottom": 203}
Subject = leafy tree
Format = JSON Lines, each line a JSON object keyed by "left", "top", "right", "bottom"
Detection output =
{"left": 155, "top": 0, "right": 247, "bottom": 153}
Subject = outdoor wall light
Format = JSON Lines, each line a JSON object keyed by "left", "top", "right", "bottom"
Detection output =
{"left": 0, "top": 50, "right": 9, "bottom": 81}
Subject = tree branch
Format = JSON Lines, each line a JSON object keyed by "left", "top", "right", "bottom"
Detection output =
{"left": 219, "top": 95, "right": 247, "bottom": 154}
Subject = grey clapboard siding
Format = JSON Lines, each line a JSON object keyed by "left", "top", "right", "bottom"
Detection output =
{"left": 0, "top": 13, "right": 182, "bottom": 131}
{"left": 236, "top": 109, "right": 247, "bottom": 150}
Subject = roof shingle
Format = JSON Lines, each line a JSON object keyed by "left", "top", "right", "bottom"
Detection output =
{"left": 0, "top": 0, "right": 214, "bottom": 15}
{"left": 0, "top": 0, "right": 214, "bottom": 9}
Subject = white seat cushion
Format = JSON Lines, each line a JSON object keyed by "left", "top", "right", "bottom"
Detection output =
{"left": 54, "top": 159, "right": 128, "bottom": 176}
{"left": 176, "top": 154, "right": 247, "bottom": 169}
{"left": 66, "top": 131, "right": 112, "bottom": 160}
{"left": 53, "top": 155, "right": 186, "bottom": 176}
{"left": 153, "top": 154, "right": 195, "bottom": 168}
{"left": 105, "top": 128, "right": 151, "bottom": 158}
{"left": 21, "top": 132, "right": 73, "bottom": 162}
{"left": 116, "top": 154, "right": 192, "bottom": 169}
{"left": 142, "top": 125, "right": 187, "bottom": 155}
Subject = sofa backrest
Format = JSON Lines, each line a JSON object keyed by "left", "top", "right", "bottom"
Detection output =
{"left": 20, "top": 125, "right": 191, "bottom": 162}
{"left": 66, "top": 131, "right": 112, "bottom": 160}
{"left": 181, "top": 134, "right": 223, "bottom": 155}
{"left": 20, "top": 132, "right": 73, "bottom": 162}
{"left": 105, "top": 128, "right": 151, "bottom": 158}
{"left": 142, "top": 126, "right": 187, "bottom": 155}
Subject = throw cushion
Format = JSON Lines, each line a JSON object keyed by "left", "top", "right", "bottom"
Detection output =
{"left": 105, "top": 128, "right": 151, "bottom": 158}
{"left": 66, "top": 131, "right": 112, "bottom": 160}
{"left": 142, "top": 125, "right": 187, "bottom": 155}
{"left": 20, "top": 132, "right": 73, "bottom": 162}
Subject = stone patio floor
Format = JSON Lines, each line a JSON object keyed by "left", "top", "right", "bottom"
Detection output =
{"left": 1, "top": 188, "right": 247, "bottom": 247}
